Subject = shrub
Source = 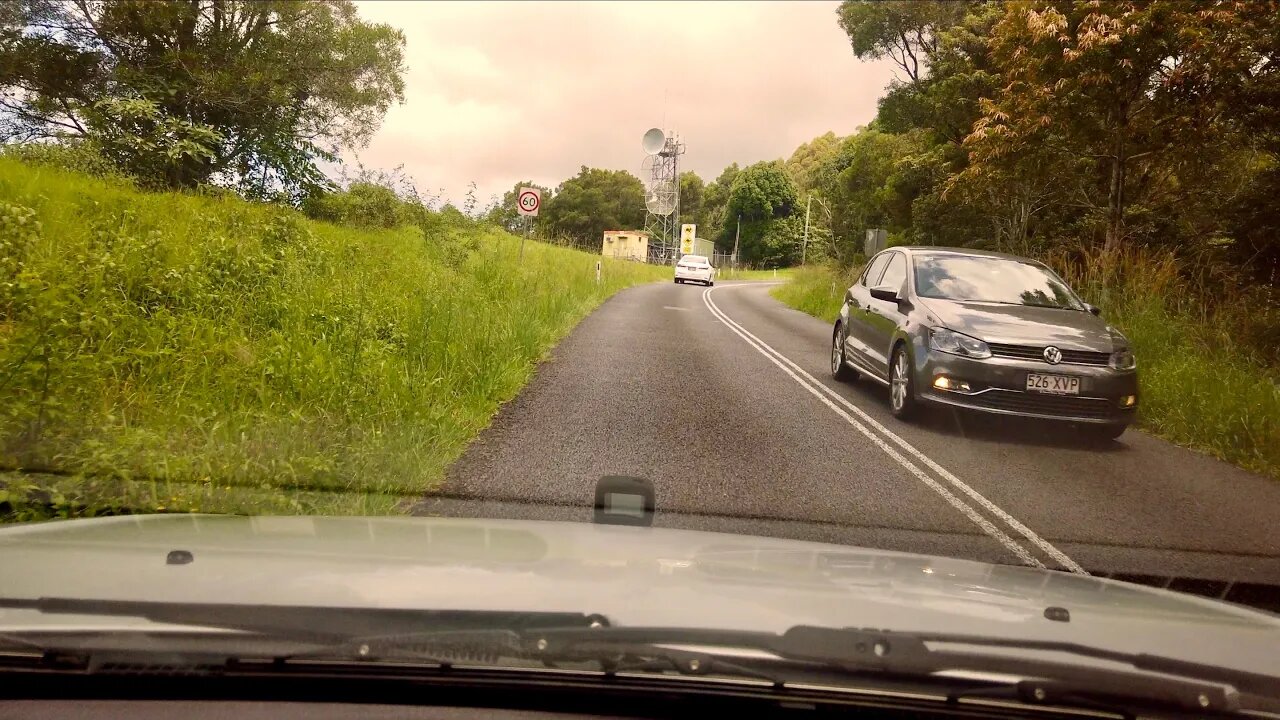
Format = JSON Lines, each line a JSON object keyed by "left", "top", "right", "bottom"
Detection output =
{"left": 1, "top": 141, "right": 127, "bottom": 182}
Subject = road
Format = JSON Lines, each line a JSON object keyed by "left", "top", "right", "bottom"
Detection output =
{"left": 417, "top": 280, "right": 1280, "bottom": 600}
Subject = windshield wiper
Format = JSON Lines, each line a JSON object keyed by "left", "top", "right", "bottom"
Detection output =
{"left": 1023, "top": 303, "right": 1083, "bottom": 311}
{"left": 0, "top": 596, "right": 605, "bottom": 642}
{"left": 525, "top": 626, "right": 1275, "bottom": 712}
{"left": 5, "top": 598, "right": 1277, "bottom": 715}
{"left": 955, "top": 299, "right": 1077, "bottom": 310}
{"left": 271, "top": 624, "right": 1280, "bottom": 715}
{"left": 280, "top": 624, "right": 1279, "bottom": 715}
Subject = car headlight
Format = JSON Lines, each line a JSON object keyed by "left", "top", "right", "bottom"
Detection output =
{"left": 1109, "top": 347, "right": 1136, "bottom": 370}
{"left": 1107, "top": 327, "right": 1136, "bottom": 370}
{"left": 929, "top": 328, "right": 991, "bottom": 359}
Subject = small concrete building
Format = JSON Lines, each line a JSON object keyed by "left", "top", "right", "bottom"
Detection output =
{"left": 601, "top": 230, "right": 650, "bottom": 261}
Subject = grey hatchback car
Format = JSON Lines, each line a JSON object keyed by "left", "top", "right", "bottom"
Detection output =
{"left": 832, "top": 247, "right": 1138, "bottom": 439}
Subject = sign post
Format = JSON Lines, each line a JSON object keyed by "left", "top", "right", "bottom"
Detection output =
{"left": 517, "top": 187, "right": 541, "bottom": 261}
{"left": 864, "top": 228, "right": 887, "bottom": 256}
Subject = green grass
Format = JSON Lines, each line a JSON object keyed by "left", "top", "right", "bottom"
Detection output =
{"left": 0, "top": 159, "right": 667, "bottom": 520}
{"left": 771, "top": 263, "right": 1280, "bottom": 481}
{"left": 768, "top": 265, "right": 854, "bottom": 323}
{"left": 717, "top": 267, "right": 794, "bottom": 282}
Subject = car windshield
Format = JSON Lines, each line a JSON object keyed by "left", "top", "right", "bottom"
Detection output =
{"left": 913, "top": 254, "right": 1084, "bottom": 310}
{"left": 2, "top": 0, "right": 1278, "bottom": 708}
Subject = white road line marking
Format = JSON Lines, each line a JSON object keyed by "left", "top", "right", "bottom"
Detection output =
{"left": 703, "top": 286, "right": 1087, "bottom": 574}
{"left": 699, "top": 288, "right": 1044, "bottom": 568}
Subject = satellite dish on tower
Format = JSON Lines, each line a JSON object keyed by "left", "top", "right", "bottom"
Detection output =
{"left": 642, "top": 128, "right": 666, "bottom": 155}
{"left": 640, "top": 154, "right": 658, "bottom": 179}
{"left": 646, "top": 183, "right": 676, "bottom": 216}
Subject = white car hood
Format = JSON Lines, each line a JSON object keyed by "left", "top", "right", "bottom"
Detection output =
{"left": 1, "top": 514, "right": 1276, "bottom": 674}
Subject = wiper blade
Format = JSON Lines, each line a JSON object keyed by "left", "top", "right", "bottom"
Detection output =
{"left": 0, "top": 596, "right": 604, "bottom": 642}
{"left": 6, "top": 601, "right": 1276, "bottom": 715}
{"left": 293, "top": 624, "right": 1277, "bottom": 713}
{"left": 288, "top": 626, "right": 787, "bottom": 685}
{"left": 957, "top": 300, "right": 1076, "bottom": 310}
{"left": 524, "top": 625, "right": 1275, "bottom": 715}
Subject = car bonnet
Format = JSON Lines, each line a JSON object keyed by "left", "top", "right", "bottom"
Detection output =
{"left": 0, "top": 515, "right": 1275, "bottom": 673}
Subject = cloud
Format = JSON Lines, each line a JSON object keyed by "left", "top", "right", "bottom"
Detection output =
{"left": 351, "top": 0, "right": 897, "bottom": 207}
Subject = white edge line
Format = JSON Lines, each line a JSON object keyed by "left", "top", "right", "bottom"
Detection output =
{"left": 699, "top": 288, "right": 1044, "bottom": 569}
{"left": 704, "top": 285, "right": 1087, "bottom": 575}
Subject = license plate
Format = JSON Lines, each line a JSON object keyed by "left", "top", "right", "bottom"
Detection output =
{"left": 1026, "top": 373, "right": 1080, "bottom": 395}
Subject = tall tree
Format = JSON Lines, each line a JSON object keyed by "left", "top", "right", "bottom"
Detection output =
{"left": 1180, "top": 1, "right": 1280, "bottom": 281}
{"left": 701, "top": 163, "right": 739, "bottom": 245}
{"left": 836, "top": 0, "right": 971, "bottom": 83}
{"left": 964, "top": 1, "right": 1245, "bottom": 251}
{"left": 784, "top": 131, "right": 842, "bottom": 195}
{"left": 0, "top": 0, "right": 405, "bottom": 198}
{"left": 725, "top": 161, "right": 800, "bottom": 265}
{"left": 836, "top": 1, "right": 999, "bottom": 253}
{"left": 542, "top": 166, "right": 645, "bottom": 248}
{"left": 678, "top": 171, "right": 705, "bottom": 232}
{"left": 873, "top": 3, "right": 1000, "bottom": 145}
{"left": 822, "top": 128, "right": 914, "bottom": 251}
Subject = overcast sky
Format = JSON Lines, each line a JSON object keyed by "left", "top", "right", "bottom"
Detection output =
{"left": 350, "top": 0, "right": 898, "bottom": 208}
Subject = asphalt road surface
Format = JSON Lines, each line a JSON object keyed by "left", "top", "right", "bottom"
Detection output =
{"left": 418, "top": 280, "right": 1280, "bottom": 597}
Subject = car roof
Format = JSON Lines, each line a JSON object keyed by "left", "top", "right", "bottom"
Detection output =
{"left": 893, "top": 246, "right": 1041, "bottom": 263}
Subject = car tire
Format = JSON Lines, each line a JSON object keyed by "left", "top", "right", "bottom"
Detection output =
{"left": 831, "top": 322, "right": 857, "bottom": 382}
{"left": 674, "top": 279, "right": 681, "bottom": 284}
{"left": 889, "top": 344, "right": 917, "bottom": 420}
{"left": 1082, "top": 423, "right": 1128, "bottom": 442}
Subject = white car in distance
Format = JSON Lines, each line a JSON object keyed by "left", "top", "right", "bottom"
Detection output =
{"left": 674, "top": 255, "right": 714, "bottom": 286}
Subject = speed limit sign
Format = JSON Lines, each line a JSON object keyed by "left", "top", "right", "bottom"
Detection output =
{"left": 517, "top": 187, "right": 541, "bottom": 217}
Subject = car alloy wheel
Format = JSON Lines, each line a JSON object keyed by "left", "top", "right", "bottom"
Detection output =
{"left": 889, "top": 346, "right": 916, "bottom": 419}
{"left": 831, "top": 324, "right": 855, "bottom": 381}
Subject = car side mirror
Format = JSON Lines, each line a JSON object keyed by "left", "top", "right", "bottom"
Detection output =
{"left": 1085, "top": 303, "right": 1101, "bottom": 316}
{"left": 869, "top": 285, "right": 900, "bottom": 302}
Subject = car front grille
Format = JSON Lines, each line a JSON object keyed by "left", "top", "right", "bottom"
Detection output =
{"left": 962, "top": 389, "right": 1116, "bottom": 420}
{"left": 988, "top": 342, "right": 1110, "bottom": 367}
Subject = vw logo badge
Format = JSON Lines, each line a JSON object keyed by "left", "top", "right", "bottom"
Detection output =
{"left": 1043, "top": 346, "right": 1063, "bottom": 364}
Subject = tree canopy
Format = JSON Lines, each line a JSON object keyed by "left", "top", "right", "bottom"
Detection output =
{"left": 722, "top": 161, "right": 802, "bottom": 266}
{"left": 542, "top": 167, "right": 645, "bottom": 248}
{"left": 836, "top": 0, "right": 971, "bottom": 83}
{"left": 1, "top": 0, "right": 406, "bottom": 199}
{"left": 823, "top": 0, "right": 1280, "bottom": 283}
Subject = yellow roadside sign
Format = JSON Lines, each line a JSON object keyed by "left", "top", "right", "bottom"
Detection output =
{"left": 680, "top": 224, "right": 696, "bottom": 254}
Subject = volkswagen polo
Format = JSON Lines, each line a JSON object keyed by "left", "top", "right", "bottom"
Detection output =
{"left": 831, "top": 247, "right": 1139, "bottom": 439}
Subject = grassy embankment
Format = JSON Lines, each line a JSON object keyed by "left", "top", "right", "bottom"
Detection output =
{"left": 0, "top": 159, "right": 667, "bottom": 520}
{"left": 772, "top": 260, "right": 1280, "bottom": 480}
{"left": 716, "top": 267, "right": 794, "bottom": 282}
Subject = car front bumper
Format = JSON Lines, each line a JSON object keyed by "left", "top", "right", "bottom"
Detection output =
{"left": 915, "top": 349, "right": 1139, "bottom": 425}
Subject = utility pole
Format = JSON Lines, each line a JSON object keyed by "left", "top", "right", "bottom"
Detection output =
{"left": 732, "top": 215, "right": 741, "bottom": 269}
{"left": 802, "top": 195, "right": 812, "bottom": 265}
